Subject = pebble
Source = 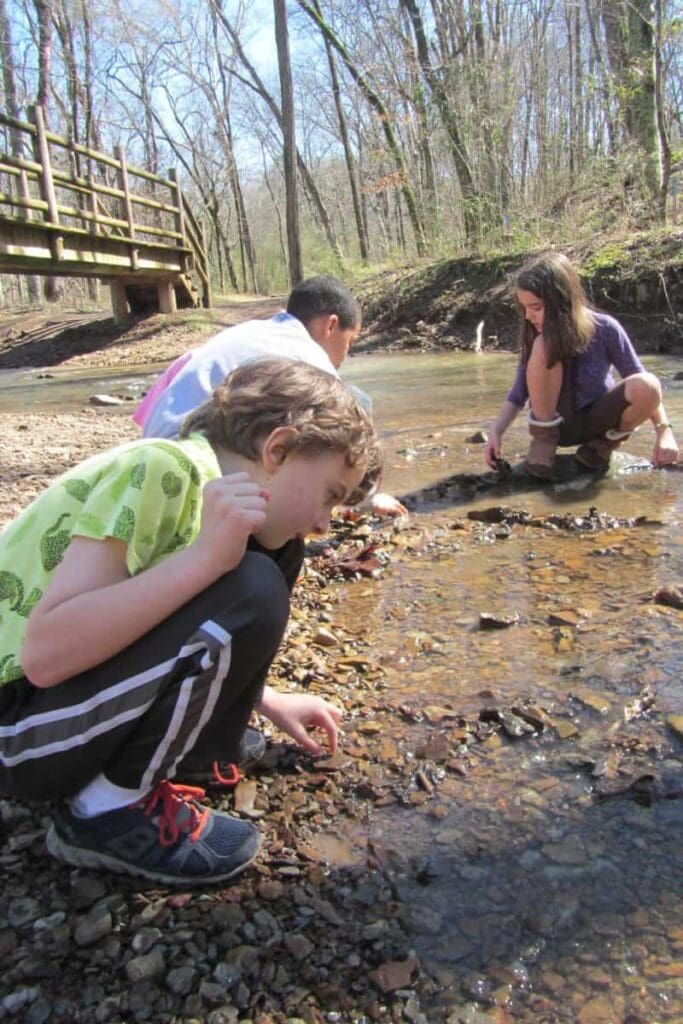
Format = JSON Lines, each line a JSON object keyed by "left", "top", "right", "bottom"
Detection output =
{"left": 125, "top": 946, "right": 166, "bottom": 983}
{"left": 132, "top": 927, "right": 164, "bottom": 955}
{"left": 166, "top": 965, "right": 197, "bottom": 995}
{"left": 7, "top": 899, "right": 41, "bottom": 929}
{"left": 70, "top": 873, "right": 107, "bottom": 910}
{"left": 74, "top": 905, "right": 113, "bottom": 947}
{"left": 2, "top": 987, "right": 39, "bottom": 1013}
{"left": 284, "top": 933, "right": 314, "bottom": 960}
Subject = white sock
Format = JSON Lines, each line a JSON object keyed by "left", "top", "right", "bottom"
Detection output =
{"left": 70, "top": 773, "right": 145, "bottom": 818}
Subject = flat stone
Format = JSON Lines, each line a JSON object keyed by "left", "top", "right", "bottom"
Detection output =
{"left": 284, "top": 933, "right": 314, "bottom": 960}
{"left": 125, "top": 946, "right": 166, "bottom": 983}
{"left": 74, "top": 905, "right": 113, "bottom": 947}
{"left": 8, "top": 897, "right": 41, "bottom": 928}
{"left": 577, "top": 995, "right": 620, "bottom": 1024}
{"left": 542, "top": 835, "right": 587, "bottom": 865}
{"left": 667, "top": 715, "right": 683, "bottom": 739}
{"left": 89, "top": 393, "right": 125, "bottom": 406}
{"left": 166, "top": 965, "right": 197, "bottom": 995}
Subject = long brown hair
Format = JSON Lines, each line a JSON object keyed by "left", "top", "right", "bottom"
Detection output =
{"left": 516, "top": 252, "right": 596, "bottom": 367}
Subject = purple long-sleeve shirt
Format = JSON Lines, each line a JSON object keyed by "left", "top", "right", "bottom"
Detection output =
{"left": 507, "top": 312, "right": 644, "bottom": 411}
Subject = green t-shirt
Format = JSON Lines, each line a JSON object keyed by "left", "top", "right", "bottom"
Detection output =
{"left": 0, "top": 433, "right": 220, "bottom": 686}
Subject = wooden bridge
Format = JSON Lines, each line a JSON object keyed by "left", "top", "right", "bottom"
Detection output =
{"left": 0, "top": 108, "right": 211, "bottom": 323}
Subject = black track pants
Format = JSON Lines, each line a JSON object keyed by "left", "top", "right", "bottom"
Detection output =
{"left": 0, "top": 548, "right": 295, "bottom": 802}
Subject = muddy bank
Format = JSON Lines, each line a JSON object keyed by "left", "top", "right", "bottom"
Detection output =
{"left": 356, "top": 230, "right": 683, "bottom": 356}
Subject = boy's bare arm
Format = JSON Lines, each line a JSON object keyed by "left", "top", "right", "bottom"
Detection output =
{"left": 22, "top": 473, "right": 266, "bottom": 688}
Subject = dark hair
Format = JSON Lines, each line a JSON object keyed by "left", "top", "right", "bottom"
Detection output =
{"left": 515, "top": 252, "right": 596, "bottom": 366}
{"left": 286, "top": 275, "right": 361, "bottom": 331}
{"left": 180, "top": 358, "right": 382, "bottom": 505}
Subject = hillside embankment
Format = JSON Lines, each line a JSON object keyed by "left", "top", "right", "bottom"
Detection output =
{"left": 357, "top": 229, "right": 683, "bottom": 356}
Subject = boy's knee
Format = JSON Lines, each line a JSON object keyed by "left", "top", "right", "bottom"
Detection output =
{"left": 221, "top": 551, "right": 291, "bottom": 642}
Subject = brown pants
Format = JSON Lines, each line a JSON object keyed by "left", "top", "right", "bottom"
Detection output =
{"left": 557, "top": 377, "right": 630, "bottom": 448}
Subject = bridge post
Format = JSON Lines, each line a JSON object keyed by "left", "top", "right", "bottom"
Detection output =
{"left": 114, "top": 144, "right": 139, "bottom": 271}
{"left": 110, "top": 280, "right": 129, "bottom": 325}
{"left": 169, "top": 169, "right": 188, "bottom": 274}
{"left": 28, "top": 105, "right": 63, "bottom": 261}
{"left": 158, "top": 280, "right": 177, "bottom": 314}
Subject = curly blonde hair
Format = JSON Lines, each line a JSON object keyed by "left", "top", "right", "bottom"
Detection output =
{"left": 180, "top": 358, "right": 382, "bottom": 504}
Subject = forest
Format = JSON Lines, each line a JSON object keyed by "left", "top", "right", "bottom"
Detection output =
{"left": 0, "top": 0, "right": 681, "bottom": 303}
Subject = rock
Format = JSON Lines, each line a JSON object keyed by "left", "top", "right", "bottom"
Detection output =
{"left": 212, "top": 962, "right": 241, "bottom": 990}
{"left": 125, "top": 946, "right": 166, "bottom": 983}
{"left": 74, "top": 905, "right": 113, "bottom": 947}
{"left": 312, "top": 627, "right": 338, "bottom": 647}
{"left": 257, "top": 879, "right": 284, "bottom": 901}
{"left": 478, "top": 612, "right": 519, "bottom": 630}
{"left": 653, "top": 585, "right": 683, "bottom": 608}
{"left": 547, "top": 609, "right": 582, "bottom": 627}
{"left": 70, "top": 873, "right": 107, "bottom": 910}
{"left": 25, "top": 997, "right": 52, "bottom": 1024}
{"left": 7, "top": 897, "right": 41, "bottom": 928}
{"left": 466, "top": 430, "right": 488, "bottom": 444}
{"left": 369, "top": 957, "right": 419, "bottom": 993}
{"left": 199, "top": 980, "right": 229, "bottom": 1006}
{"left": 571, "top": 687, "right": 611, "bottom": 715}
{"left": 2, "top": 987, "right": 40, "bottom": 1013}
{"left": 206, "top": 1008, "right": 239, "bottom": 1024}
{"left": 577, "top": 995, "right": 621, "bottom": 1024}
{"left": 94, "top": 996, "right": 122, "bottom": 1022}
{"left": 284, "top": 933, "right": 314, "bottom": 960}
{"left": 667, "top": 714, "right": 683, "bottom": 739}
{"left": 166, "top": 965, "right": 197, "bottom": 996}
{"left": 89, "top": 394, "right": 125, "bottom": 406}
{"left": 542, "top": 835, "right": 587, "bottom": 865}
{"left": 131, "top": 926, "right": 163, "bottom": 955}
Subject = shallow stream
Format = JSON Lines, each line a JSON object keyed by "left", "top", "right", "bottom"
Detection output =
{"left": 2, "top": 350, "right": 682, "bottom": 1022}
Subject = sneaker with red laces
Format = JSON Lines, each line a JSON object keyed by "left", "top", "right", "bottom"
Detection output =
{"left": 45, "top": 780, "right": 261, "bottom": 886}
{"left": 179, "top": 727, "right": 268, "bottom": 789}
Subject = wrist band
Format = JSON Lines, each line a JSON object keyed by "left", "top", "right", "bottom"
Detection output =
{"left": 654, "top": 421, "right": 671, "bottom": 431}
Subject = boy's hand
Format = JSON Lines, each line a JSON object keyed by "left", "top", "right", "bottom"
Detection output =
{"left": 194, "top": 473, "right": 268, "bottom": 573}
{"left": 259, "top": 688, "right": 342, "bottom": 755}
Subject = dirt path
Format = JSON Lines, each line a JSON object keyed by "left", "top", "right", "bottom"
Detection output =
{"left": 0, "top": 296, "right": 284, "bottom": 371}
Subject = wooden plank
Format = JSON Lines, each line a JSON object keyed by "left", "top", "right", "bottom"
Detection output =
{"left": 168, "top": 169, "right": 187, "bottom": 273}
{"left": 114, "top": 144, "right": 138, "bottom": 271}
{"left": 200, "top": 218, "right": 212, "bottom": 308}
{"left": 28, "top": 105, "right": 63, "bottom": 261}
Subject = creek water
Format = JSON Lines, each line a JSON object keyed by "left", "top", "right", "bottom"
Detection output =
{"left": 2, "top": 351, "right": 682, "bottom": 1021}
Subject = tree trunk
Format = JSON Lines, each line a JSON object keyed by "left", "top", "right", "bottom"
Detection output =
{"left": 600, "top": 0, "right": 658, "bottom": 198}
{"left": 313, "top": 0, "right": 368, "bottom": 262}
{"left": 209, "top": 0, "right": 344, "bottom": 264}
{"left": 274, "top": 0, "right": 303, "bottom": 286}
{"left": 400, "top": 0, "right": 479, "bottom": 240}
{"left": 297, "top": 0, "right": 427, "bottom": 256}
{"left": 0, "top": 0, "right": 41, "bottom": 302}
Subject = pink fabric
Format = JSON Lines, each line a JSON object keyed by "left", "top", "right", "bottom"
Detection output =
{"left": 132, "top": 352, "right": 193, "bottom": 428}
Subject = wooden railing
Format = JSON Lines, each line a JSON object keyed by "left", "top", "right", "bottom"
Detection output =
{"left": 0, "top": 107, "right": 211, "bottom": 314}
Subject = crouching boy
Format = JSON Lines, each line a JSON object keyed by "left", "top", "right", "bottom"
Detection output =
{"left": 0, "top": 359, "right": 381, "bottom": 886}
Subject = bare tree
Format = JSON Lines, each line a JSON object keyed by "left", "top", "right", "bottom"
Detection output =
{"left": 296, "top": 0, "right": 427, "bottom": 256}
{"left": 273, "top": 0, "right": 303, "bottom": 284}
